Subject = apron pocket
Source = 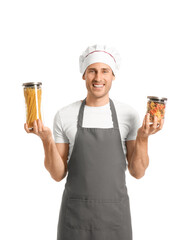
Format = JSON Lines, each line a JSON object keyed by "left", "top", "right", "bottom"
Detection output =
{"left": 64, "top": 198, "right": 122, "bottom": 231}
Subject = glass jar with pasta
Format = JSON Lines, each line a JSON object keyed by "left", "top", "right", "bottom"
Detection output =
{"left": 22, "top": 82, "right": 43, "bottom": 129}
{"left": 147, "top": 96, "right": 167, "bottom": 124}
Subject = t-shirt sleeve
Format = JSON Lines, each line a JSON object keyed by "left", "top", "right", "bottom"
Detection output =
{"left": 125, "top": 110, "right": 141, "bottom": 141}
{"left": 53, "top": 111, "right": 69, "bottom": 143}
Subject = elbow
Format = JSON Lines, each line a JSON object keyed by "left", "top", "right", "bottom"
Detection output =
{"left": 128, "top": 158, "right": 149, "bottom": 179}
{"left": 50, "top": 172, "right": 66, "bottom": 182}
{"left": 51, "top": 171, "right": 67, "bottom": 182}
{"left": 132, "top": 172, "right": 145, "bottom": 179}
{"left": 53, "top": 176, "right": 64, "bottom": 182}
{"left": 128, "top": 166, "right": 147, "bottom": 179}
{"left": 44, "top": 161, "right": 66, "bottom": 182}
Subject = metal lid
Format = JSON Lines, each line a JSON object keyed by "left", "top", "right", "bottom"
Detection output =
{"left": 147, "top": 96, "right": 168, "bottom": 103}
{"left": 22, "top": 82, "right": 42, "bottom": 87}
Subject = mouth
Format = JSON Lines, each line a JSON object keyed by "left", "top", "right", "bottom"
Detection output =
{"left": 92, "top": 84, "right": 105, "bottom": 89}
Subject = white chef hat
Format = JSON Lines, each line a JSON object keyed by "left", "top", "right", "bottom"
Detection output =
{"left": 79, "top": 44, "right": 121, "bottom": 76}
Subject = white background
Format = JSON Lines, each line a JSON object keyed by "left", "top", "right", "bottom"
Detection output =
{"left": 0, "top": 0, "right": 192, "bottom": 239}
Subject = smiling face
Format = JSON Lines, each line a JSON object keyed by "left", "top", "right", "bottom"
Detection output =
{"left": 82, "top": 62, "right": 115, "bottom": 103}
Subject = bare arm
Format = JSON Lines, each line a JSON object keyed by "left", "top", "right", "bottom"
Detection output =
{"left": 24, "top": 119, "right": 69, "bottom": 182}
{"left": 42, "top": 139, "right": 69, "bottom": 181}
{"left": 126, "top": 113, "right": 164, "bottom": 179}
{"left": 126, "top": 138, "right": 149, "bottom": 179}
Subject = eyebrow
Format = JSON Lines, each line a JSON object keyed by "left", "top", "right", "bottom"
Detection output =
{"left": 87, "top": 68, "right": 111, "bottom": 71}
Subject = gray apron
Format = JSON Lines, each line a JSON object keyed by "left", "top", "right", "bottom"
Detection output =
{"left": 57, "top": 97, "right": 132, "bottom": 240}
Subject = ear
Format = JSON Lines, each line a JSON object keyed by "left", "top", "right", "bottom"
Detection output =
{"left": 82, "top": 73, "right": 86, "bottom": 80}
{"left": 112, "top": 71, "right": 115, "bottom": 81}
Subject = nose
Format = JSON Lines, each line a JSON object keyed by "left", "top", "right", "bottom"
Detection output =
{"left": 95, "top": 71, "right": 102, "bottom": 81}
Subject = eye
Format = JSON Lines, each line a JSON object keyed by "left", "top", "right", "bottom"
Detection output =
{"left": 88, "top": 70, "right": 95, "bottom": 74}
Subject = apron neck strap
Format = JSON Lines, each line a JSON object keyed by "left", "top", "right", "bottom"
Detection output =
{"left": 77, "top": 97, "right": 119, "bottom": 129}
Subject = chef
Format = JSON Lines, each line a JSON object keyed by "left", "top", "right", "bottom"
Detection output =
{"left": 24, "top": 44, "right": 164, "bottom": 240}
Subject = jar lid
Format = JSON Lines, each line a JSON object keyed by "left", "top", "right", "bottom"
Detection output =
{"left": 147, "top": 96, "right": 168, "bottom": 103}
{"left": 22, "top": 82, "right": 42, "bottom": 87}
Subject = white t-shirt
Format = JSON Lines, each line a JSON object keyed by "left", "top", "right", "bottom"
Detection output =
{"left": 53, "top": 99, "right": 141, "bottom": 169}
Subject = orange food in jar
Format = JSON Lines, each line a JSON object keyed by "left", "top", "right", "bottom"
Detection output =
{"left": 147, "top": 96, "right": 167, "bottom": 123}
{"left": 23, "top": 82, "right": 42, "bottom": 129}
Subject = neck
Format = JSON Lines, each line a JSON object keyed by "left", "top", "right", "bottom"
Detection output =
{"left": 84, "top": 94, "right": 110, "bottom": 107}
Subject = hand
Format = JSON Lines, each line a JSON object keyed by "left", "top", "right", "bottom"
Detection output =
{"left": 137, "top": 113, "right": 164, "bottom": 139}
{"left": 24, "top": 119, "right": 53, "bottom": 143}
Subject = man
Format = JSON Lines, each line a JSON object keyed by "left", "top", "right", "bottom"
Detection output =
{"left": 24, "top": 44, "right": 164, "bottom": 240}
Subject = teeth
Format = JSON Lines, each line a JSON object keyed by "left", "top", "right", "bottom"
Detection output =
{"left": 93, "top": 84, "right": 104, "bottom": 88}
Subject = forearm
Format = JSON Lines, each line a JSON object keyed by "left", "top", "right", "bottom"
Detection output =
{"left": 129, "top": 136, "right": 149, "bottom": 179}
{"left": 43, "top": 137, "right": 65, "bottom": 181}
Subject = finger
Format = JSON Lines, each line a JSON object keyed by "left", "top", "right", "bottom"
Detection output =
{"left": 24, "top": 123, "right": 30, "bottom": 133}
{"left": 145, "top": 113, "right": 150, "bottom": 131}
{"left": 42, "top": 122, "right": 45, "bottom": 131}
{"left": 41, "top": 120, "right": 46, "bottom": 131}
{"left": 33, "top": 120, "right": 38, "bottom": 134}
{"left": 158, "top": 118, "right": 164, "bottom": 130}
{"left": 142, "top": 115, "right": 146, "bottom": 130}
{"left": 37, "top": 119, "right": 43, "bottom": 132}
{"left": 151, "top": 118, "right": 164, "bottom": 134}
{"left": 150, "top": 116, "right": 158, "bottom": 134}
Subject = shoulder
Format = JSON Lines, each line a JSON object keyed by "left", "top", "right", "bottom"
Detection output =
{"left": 57, "top": 100, "right": 82, "bottom": 116}
{"left": 54, "top": 100, "right": 82, "bottom": 123}
{"left": 112, "top": 98, "right": 139, "bottom": 120}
